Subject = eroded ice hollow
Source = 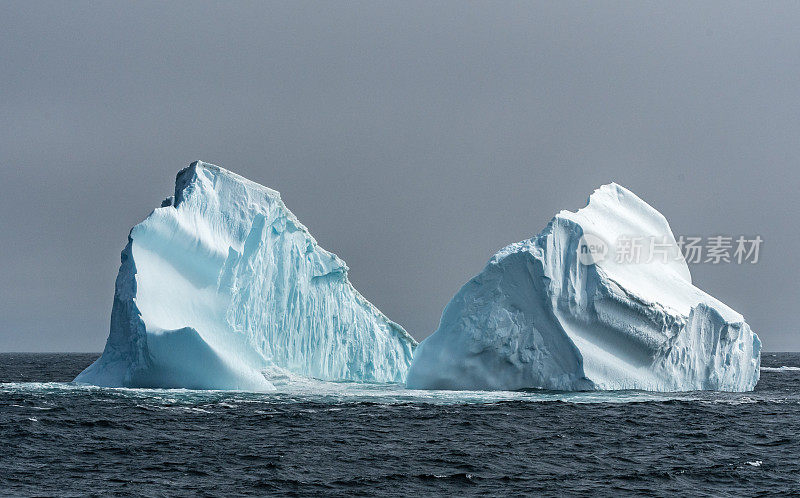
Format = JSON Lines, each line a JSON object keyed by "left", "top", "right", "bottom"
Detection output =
{"left": 406, "top": 184, "right": 761, "bottom": 392}
{"left": 76, "top": 161, "right": 416, "bottom": 390}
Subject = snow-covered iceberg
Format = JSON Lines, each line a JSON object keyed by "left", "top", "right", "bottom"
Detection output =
{"left": 76, "top": 161, "right": 416, "bottom": 390}
{"left": 406, "top": 184, "right": 761, "bottom": 392}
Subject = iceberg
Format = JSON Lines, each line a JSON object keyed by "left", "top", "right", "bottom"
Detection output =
{"left": 76, "top": 161, "right": 416, "bottom": 390}
{"left": 406, "top": 184, "right": 761, "bottom": 392}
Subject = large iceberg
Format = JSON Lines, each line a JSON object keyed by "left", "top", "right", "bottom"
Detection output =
{"left": 76, "top": 161, "right": 416, "bottom": 390}
{"left": 406, "top": 184, "right": 761, "bottom": 392}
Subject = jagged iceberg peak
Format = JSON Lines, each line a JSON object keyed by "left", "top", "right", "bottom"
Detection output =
{"left": 406, "top": 183, "right": 761, "bottom": 392}
{"left": 76, "top": 161, "right": 416, "bottom": 390}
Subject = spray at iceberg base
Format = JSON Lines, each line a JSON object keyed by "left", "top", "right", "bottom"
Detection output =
{"left": 75, "top": 162, "right": 416, "bottom": 391}
{"left": 406, "top": 184, "right": 761, "bottom": 392}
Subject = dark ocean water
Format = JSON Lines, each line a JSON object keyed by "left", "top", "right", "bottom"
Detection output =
{"left": 1, "top": 353, "right": 799, "bottom": 497}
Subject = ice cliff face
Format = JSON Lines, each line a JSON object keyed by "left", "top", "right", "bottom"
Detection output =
{"left": 406, "top": 184, "right": 761, "bottom": 392}
{"left": 75, "top": 161, "right": 416, "bottom": 390}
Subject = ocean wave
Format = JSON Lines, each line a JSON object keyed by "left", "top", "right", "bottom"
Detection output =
{"left": 761, "top": 366, "right": 800, "bottom": 372}
{"left": 0, "top": 381, "right": 761, "bottom": 406}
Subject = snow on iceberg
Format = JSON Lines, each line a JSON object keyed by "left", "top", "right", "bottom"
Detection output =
{"left": 76, "top": 161, "right": 416, "bottom": 390}
{"left": 406, "top": 184, "right": 761, "bottom": 392}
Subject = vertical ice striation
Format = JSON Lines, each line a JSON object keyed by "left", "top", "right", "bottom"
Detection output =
{"left": 406, "top": 184, "right": 761, "bottom": 392}
{"left": 76, "top": 161, "right": 416, "bottom": 390}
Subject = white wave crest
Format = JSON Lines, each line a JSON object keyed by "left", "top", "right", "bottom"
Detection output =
{"left": 760, "top": 366, "right": 800, "bottom": 372}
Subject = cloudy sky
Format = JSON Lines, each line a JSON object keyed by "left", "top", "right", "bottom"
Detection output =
{"left": 2, "top": 1, "right": 798, "bottom": 351}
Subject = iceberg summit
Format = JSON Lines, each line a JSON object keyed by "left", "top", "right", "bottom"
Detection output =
{"left": 406, "top": 184, "right": 761, "bottom": 392}
{"left": 76, "top": 161, "right": 416, "bottom": 390}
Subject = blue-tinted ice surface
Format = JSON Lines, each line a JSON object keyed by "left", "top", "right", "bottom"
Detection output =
{"left": 76, "top": 162, "right": 416, "bottom": 390}
{"left": 77, "top": 165, "right": 760, "bottom": 394}
{"left": 407, "top": 184, "right": 761, "bottom": 392}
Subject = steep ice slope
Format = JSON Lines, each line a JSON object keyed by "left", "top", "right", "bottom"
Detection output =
{"left": 406, "top": 184, "right": 761, "bottom": 392}
{"left": 76, "top": 161, "right": 416, "bottom": 390}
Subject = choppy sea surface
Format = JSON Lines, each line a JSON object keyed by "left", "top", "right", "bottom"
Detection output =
{"left": 1, "top": 353, "right": 799, "bottom": 496}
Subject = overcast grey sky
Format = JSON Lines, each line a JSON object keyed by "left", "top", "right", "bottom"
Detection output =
{"left": 2, "top": 1, "right": 799, "bottom": 352}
